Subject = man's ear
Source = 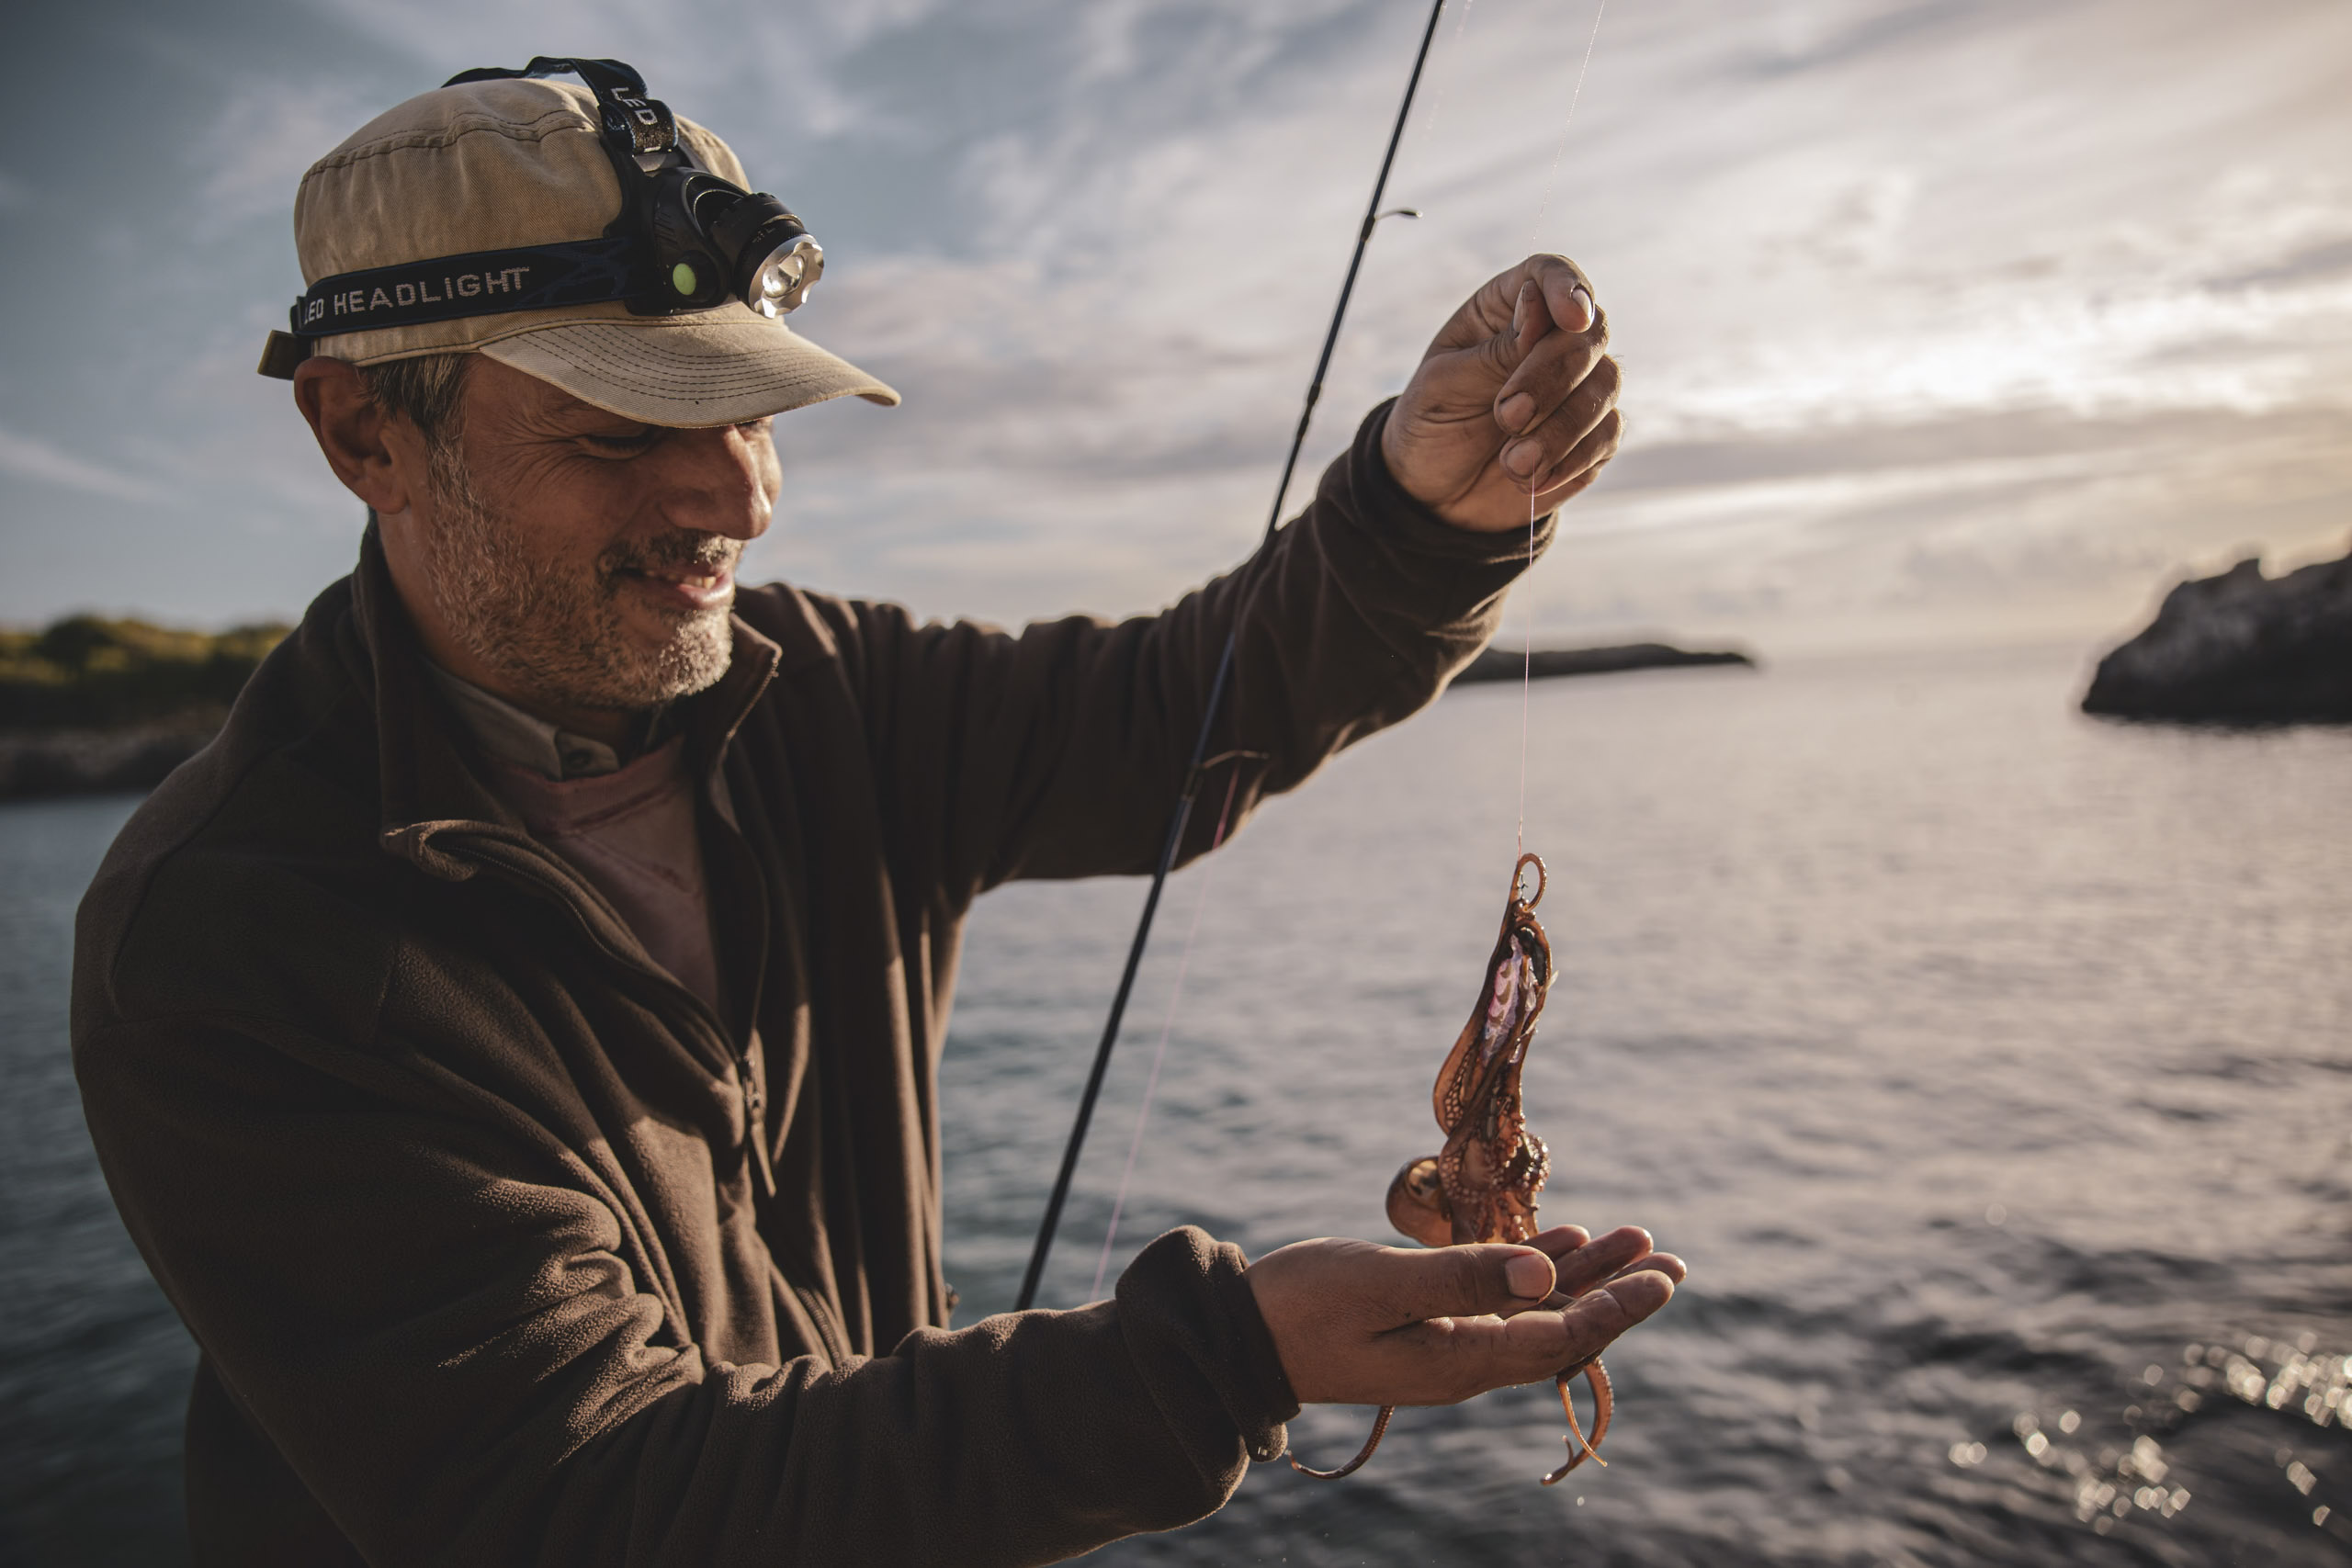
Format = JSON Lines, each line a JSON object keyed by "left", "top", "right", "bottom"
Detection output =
{"left": 292, "top": 357, "right": 421, "bottom": 518}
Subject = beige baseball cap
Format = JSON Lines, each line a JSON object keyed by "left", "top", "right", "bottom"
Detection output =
{"left": 262, "top": 73, "right": 899, "bottom": 427}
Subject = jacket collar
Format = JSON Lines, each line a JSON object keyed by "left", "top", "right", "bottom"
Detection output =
{"left": 346, "top": 524, "right": 782, "bottom": 875}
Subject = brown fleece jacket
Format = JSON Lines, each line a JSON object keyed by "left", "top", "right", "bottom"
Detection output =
{"left": 73, "top": 402, "right": 1553, "bottom": 1566}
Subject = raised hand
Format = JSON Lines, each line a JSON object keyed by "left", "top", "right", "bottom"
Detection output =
{"left": 1380, "top": 254, "right": 1622, "bottom": 533}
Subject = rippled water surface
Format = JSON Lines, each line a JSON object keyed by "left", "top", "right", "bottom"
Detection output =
{"left": 5, "top": 648, "right": 2348, "bottom": 1565}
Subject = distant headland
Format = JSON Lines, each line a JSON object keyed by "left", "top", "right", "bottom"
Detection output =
{"left": 0, "top": 621, "right": 1764, "bottom": 801}
{"left": 2083, "top": 541, "right": 2352, "bottom": 724}
{"left": 0, "top": 617, "right": 287, "bottom": 800}
{"left": 1452, "top": 640, "right": 1757, "bottom": 685}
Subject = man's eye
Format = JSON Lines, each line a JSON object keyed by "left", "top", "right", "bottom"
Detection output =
{"left": 582, "top": 430, "right": 661, "bottom": 454}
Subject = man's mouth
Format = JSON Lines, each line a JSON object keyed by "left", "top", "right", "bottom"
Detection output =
{"left": 617, "top": 558, "right": 737, "bottom": 613}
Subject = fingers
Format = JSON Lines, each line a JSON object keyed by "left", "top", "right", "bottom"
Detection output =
{"left": 1476, "top": 254, "right": 1602, "bottom": 386}
{"left": 1547, "top": 1225, "right": 1657, "bottom": 1298}
{"left": 1557, "top": 1266, "right": 1677, "bottom": 1357}
{"left": 1617, "top": 1250, "right": 1687, "bottom": 1288}
{"left": 1385, "top": 252, "right": 1614, "bottom": 531}
{"left": 1400, "top": 1263, "right": 1676, "bottom": 1404}
{"left": 1492, "top": 254, "right": 1598, "bottom": 346}
{"left": 1529, "top": 407, "right": 1623, "bottom": 503}
{"left": 1487, "top": 256, "right": 1611, "bottom": 501}
{"left": 1493, "top": 276, "right": 1606, "bottom": 414}
{"left": 1528, "top": 1234, "right": 1683, "bottom": 1312}
{"left": 1491, "top": 303, "right": 1606, "bottom": 427}
{"left": 1247, "top": 1229, "right": 1685, "bottom": 1408}
{"left": 1454, "top": 1225, "right": 1679, "bottom": 1317}
{"left": 1397, "top": 1228, "right": 1678, "bottom": 1401}
{"left": 1527, "top": 1224, "right": 1593, "bottom": 1255}
{"left": 1535, "top": 453, "right": 1611, "bottom": 508}
{"left": 1492, "top": 1227, "right": 1591, "bottom": 1318}
{"left": 1379, "top": 1242, "right": 1559, "bottom": 1327}
{"left": 1528, "top": 254, "right": 1599, "bottom": 336}
{"left": 1536, "top": 1254, "right": 1686, "bottom": 1312}
{"left": 1499, "top": 353, "right": 1619, "bottom": 491}
{"left": 1541, "top": 1264, "right": 1677, "bottom": 1371}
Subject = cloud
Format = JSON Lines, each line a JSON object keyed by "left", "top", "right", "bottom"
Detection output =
{"left": 0, "top": 427, "right": 168, "bottom": 505}
{"left": 737, "top": 0, "right": 2352, "bottom": 630}
{"left": 187, "top": 81, "right": 390, "bottom": 239}
{"left": 295, "top": 0, "right": 941, "bottom": 147}
{"left": 1507, "top": 402, "right": 2352, "bottom": 654}
{"left": 9, "top": 0, "right": 2352, "bottom": 648}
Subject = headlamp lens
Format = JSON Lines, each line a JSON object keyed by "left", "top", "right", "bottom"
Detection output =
{"left": 748, "top": 234, "right": 823, "bottom": 318}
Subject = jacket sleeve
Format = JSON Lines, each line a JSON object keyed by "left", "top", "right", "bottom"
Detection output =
{"left": 74, "top": 1011, "right": 1297, "bottom": 1568}
{"left": 820, "top": 400, "right": 1554, "bottom": 902}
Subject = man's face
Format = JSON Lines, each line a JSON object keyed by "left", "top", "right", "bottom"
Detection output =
{"left": 412, "top": 356, "right": 781, "bottom": 717}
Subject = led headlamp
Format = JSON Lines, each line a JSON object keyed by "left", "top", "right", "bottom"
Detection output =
{"left": 259, "top": 57, "right": 824, "bottom": 378}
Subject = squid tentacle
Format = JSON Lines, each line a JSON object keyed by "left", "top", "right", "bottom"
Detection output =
{"left": 1288, "top": 1405, "right": 1396, "bottom": 1480}
{"left": 1541, "top": 1358, "right": 1614, "bottom": 1484}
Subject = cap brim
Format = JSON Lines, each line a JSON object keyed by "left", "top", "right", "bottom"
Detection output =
{"left": 480, "top": 311, "right": 899, "bottom": 428}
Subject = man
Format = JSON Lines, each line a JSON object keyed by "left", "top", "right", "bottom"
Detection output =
{"left": 74, "top": 62, "right": 1679, "bottom": 1567}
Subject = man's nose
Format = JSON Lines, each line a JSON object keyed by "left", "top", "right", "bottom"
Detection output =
{"left": 655, "top": 423, "right": 775, "bottom": 542}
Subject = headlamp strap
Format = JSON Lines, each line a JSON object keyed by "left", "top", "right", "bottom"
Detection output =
{"left": 284, "top": 238, "right": 640, "bottom": 340}
{"left": 256, "top": 59, "right": 727, "bottom": 378}
{"left": 445, "top": 57, "right": 683, "bottom": 167}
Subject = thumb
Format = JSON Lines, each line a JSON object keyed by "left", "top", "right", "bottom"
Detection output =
{"left": 1476, "top": 281, "right": 1552, "bottom": 383}
{"left": 1382, "top": 1242, "right": 1555, "bottom": 1325}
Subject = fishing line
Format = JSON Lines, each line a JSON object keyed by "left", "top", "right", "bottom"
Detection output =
{"left": 1518, "top": 470, "right": 1538, "bottom": 852}
{"left": 1405, "top": 0, "right": 1478, "bottom": 178}
{"left": 1517, "top": 0, "right": 1609, "bottom": 856}
{"left": 1087, "top": 768, "right": 1244, "bottom": 1301}
{"left": 1530, "top": 0, "right": 1608, "bottom": 251}
{"left": 1015, "top": 0, "right": 1452, "bottom": 1314}
{"left": 1072, "top": 3, "right": 1496, "bottom": 1316}
{"left": 1079, "top": 1, "right": 1494, "bottom": 1307}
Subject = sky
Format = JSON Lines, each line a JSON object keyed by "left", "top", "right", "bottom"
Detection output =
{"left": 3, "top": 0, "right": 2348, "bottom": 657}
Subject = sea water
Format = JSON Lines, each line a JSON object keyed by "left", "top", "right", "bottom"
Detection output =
{"left": 4, "top": 647, "right": 2346, "bottom": 1564}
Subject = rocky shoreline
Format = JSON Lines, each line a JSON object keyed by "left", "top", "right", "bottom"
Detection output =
{"left": 0, "top": 721, "right": 219, "bottom": 801}
{"left": 2084, "top": 543, "right": 2352, "bottom": 724}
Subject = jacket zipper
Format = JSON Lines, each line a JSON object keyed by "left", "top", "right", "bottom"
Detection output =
{"left": 452, "top": 832, "right": 775, "bottom": 1199}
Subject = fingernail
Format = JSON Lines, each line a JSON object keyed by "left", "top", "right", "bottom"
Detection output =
{"left": 1570, "top": 287, "right": 1595, "bottom": 328}
{"left": 1511, "top": 285, "right": 1532, "bottom": 338}
{"left": 1503, "top": 438, "right": 1543, "bottom": 477}
{"left": 1498, "top": 392, "right": 1533, "bottom": 432}
{"left": 1506, "top": 1252, "right": 1552, "bottom": 1298}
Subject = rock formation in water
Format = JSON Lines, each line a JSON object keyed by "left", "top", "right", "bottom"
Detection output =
{"left": 1452, "top": 641, "right": 1756, "bottom": 685}
{"left": 2082, "top": 546, "right": 2352, "bottom": 724}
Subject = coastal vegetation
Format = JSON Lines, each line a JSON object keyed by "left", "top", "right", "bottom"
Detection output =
{"left": 0, "top": 616, "right": 288, "bottom": 732}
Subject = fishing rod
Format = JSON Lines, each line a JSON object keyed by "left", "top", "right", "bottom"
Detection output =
{"left": 1015, "top": 0, "right": 1450, "bottom": 1313}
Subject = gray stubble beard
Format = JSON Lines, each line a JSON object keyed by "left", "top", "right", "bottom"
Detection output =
{"left": 415, "top": 441, "right": 737, "bottom": 715}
